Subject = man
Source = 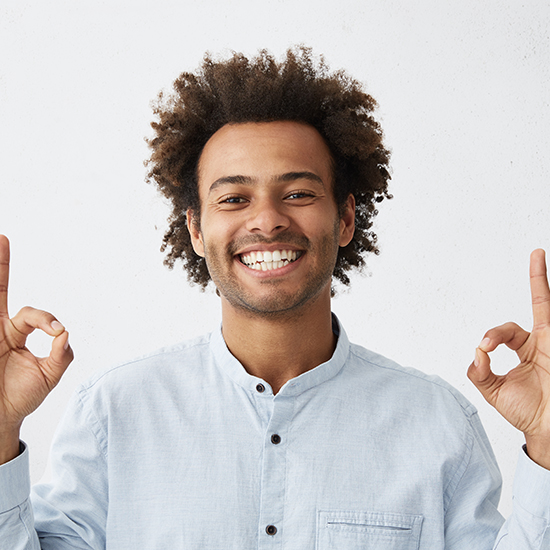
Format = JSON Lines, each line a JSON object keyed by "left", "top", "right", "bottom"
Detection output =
{"left": 1, "top": 47, "right": 549, "bottom": 548}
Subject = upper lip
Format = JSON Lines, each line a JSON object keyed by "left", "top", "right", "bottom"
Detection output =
{"left": 235, "top": 244, "right": 304, "bottom": 256}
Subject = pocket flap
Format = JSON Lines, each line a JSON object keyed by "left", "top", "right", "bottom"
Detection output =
{"left": 317, "top": 510, "right": 423, "bottom": 549}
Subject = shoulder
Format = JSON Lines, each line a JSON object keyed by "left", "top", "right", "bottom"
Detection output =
{"left": 77, "top": 332, "right": 214, "bottom": 396}
{"left": 340, "top": 343, "right": 490, "bottom": 471}
{"left": 346, "top": 342, "right": 478, "bottom": 419}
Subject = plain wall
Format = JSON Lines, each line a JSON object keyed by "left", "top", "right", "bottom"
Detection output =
{"left": 1, "top": 0, "right": 549, "bottom": 517}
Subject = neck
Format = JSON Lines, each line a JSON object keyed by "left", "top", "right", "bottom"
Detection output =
{"left": 220, "top": 287, "right": 336, "bottom": 394}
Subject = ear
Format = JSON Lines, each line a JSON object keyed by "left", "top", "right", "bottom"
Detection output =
{"left": 186, "top": 209, "right": 205, "bottom": 257}
{"left": 338, "top": 194, "right": 355, "bottom": 247}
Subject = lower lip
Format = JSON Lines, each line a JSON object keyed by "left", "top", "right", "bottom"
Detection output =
{"left": 235, "top": 254, "right": 304, "bottom": 278}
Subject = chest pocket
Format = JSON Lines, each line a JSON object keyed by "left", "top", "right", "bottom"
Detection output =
{"left": 317, "top": 510, "right": 423, "bottom": 550}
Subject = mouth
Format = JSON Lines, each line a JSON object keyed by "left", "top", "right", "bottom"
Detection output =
{"left": 238, "top": 249, "right": 304, "bottom": 271}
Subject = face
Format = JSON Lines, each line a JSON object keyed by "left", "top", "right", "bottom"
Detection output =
{"left": 187, "top": 121, "right": 355, "bottom": 318}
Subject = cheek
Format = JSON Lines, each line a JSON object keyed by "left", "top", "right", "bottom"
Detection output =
{"left": 201, "top": 219, "right": 239, "bottom": 259}
{"left": 203, "top": 210, "right": 243, "bottom": 235}
{"left": 207, "top": 213, "right": 250, "bottom": 247}
{"left": 298, "top": 211, "right": 339, "bottom": 238}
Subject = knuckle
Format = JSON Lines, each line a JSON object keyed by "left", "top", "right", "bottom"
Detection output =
{"left": 18, "top": 306, "right": 54, "bottom": 323}
{"left": 484, "top": 322, "right": 521, "bottom": 343}
{"left": 482, "top": 328, "right": 499, "bottom": 342}
{"left": 18, "top": 306, "right": 47, "bottom": 322}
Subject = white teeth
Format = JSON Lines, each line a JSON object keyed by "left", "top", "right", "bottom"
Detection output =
{"left": 240, "top": 249, "right": 301, "bottom": 270}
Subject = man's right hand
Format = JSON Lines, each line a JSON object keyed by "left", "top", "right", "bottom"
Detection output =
{"left": 0, "top": 235, "right": 74, "bottom": 464}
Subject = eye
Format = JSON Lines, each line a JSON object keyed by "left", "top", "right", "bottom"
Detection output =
{"left": 218, "top": 195, "right": 247, "bottom": 204}
{"left": 285, "top": 190, "right": 315, "bottom": 200}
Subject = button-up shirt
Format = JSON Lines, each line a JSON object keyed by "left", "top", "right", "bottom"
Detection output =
{"left": 1, "top": 317, "right": 550, "bottom": 548}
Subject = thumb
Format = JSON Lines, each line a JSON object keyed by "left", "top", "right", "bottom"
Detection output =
{"left": 40, "top": 330, "right": 74, "bottom": 391}
{"left": 467, "top": 344, "right": 500, "bottom": 408}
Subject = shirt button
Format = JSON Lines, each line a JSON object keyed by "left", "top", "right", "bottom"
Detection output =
{"left": 271, "top": 434, "right": 281, "bottom": 445}
{"left": 256, "top": 384, "right": 265, "bottom": 393}
{"left": 266, "top": 524, "right": 277, "bottom": 536}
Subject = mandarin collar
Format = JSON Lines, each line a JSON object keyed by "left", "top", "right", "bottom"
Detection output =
{"left": 209, "top": 313, "right": 349, "bottom": 397}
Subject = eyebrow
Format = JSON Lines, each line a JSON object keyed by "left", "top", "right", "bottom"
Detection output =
{"left": 208, "top": 171, "right": 325, "bottom": 195}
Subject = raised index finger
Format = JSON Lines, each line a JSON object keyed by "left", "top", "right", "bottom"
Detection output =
{"left": 0, "top": 235, "right": 9, "bottom": 318}
{"left": 530, "top": 248, "right": 550, "bottom": 328}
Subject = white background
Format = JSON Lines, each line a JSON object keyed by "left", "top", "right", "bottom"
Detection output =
{"left": 1, "top": 0, "right": 549, "bottom": 517}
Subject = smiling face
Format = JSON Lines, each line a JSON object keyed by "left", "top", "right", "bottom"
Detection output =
{"left": 187, "top": 121, "right": 355, "bottom": 318}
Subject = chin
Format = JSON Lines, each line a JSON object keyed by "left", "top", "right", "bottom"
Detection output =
{"left": 222, "top": 284, "right": 327, "bottom": 319}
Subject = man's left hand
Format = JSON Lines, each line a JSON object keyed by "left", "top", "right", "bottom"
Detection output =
{"left": 468, "top": 249, "right": 550, "bottom": 469}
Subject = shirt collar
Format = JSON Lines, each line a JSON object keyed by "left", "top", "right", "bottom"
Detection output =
{"left": 209, "top": 313, "right": 349, "bottom": 397}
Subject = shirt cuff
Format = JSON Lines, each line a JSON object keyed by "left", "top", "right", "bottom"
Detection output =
{"left": 513, "top": 445, "right": 550, "bottom": 520}
{"left": 0, "top": 441, "right": 31, "bottom": 512}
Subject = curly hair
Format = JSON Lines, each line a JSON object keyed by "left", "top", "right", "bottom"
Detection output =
{"left": 145, "top": 46, "right": 392, "bottom": 289}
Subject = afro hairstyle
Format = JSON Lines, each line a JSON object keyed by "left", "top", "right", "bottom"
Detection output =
{"left": 145, "top": 46, "right": 392, "bottom": 289}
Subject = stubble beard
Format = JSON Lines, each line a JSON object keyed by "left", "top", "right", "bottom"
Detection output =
{"left": 203, "top": 224, "right": 341, "bottom": 320}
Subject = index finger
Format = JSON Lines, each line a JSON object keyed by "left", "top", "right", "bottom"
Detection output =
{"left": 530, "top": 248, "right": 550, "bottom": 328}
{"left": 0, "top": 235, "right": 9, "bottom": 318}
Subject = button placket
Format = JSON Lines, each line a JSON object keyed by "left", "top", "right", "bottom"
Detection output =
{"left": 257, "top": 396, "right": 293, "bottom": 548}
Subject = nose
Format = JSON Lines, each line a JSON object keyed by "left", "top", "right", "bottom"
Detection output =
{"left": 245, "top": 197, "right": 290, "bottom": 236}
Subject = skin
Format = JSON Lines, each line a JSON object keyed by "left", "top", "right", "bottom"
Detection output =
{"left": 0, "top": 121, "right": 548, "bottom": 470}
{"left": 0, "top": 234, "right": 73, "bottom": 463}
{"left": 469, "top": 248, "right": 550, "bottom": 469}
{"left": 187, "top": 121, "right": 355, "bottom": 393}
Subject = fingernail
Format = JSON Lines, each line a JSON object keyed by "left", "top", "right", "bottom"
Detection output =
{"left": 51, "top": 320, "right": 64, "bottom": 331}
{"left": 474, "top": 349, "right": 480, "bottom": 367}
{"left": 64, "top": 338, "right": 69, "bottom": 350}
{"left": 478, "top": 337, "right": 491, "bottom": 350}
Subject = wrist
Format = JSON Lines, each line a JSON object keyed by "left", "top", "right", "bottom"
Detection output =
{"left": 0, "top": 427, "right": 22, "bottom": 465}
{"left": 524, "top": 435, "right": 550, "bottom": 470}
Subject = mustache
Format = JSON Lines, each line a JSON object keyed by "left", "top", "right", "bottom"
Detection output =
{"left": 228, "top": 231, "right": 311, "bottom": 256}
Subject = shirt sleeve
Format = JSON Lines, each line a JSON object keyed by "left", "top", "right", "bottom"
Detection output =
{"left": 493, "top": 447, "right": 550, "bottom": 548}
{"left": 0, "top": 443, "right": 41, "bottom": 550}
{"left": 0, "top": 389, "right": 109, "bottom": 550}
{"left": 444, "top": 410, "right": 550, "bottom": 549}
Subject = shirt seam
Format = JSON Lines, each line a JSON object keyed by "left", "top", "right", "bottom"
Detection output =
{"left": 75, "top": 389, "right": 110, "bottom": 463}
{"left": 443, "top": 420, "right": 475, "bottom": 511}
{"left": 514, "top": 494, "right": 550, "bottom": 523}
{"left": 347, "top": 348, "right": 477, "bottom": 511}
{"left": 348, "top": 347, "right": 477, "bottom": 418}
{"left": 80, "top": 338, "right": 212, "bottom": 392}
{"left": 17, "top": 503, "right": 32, "bottom": 543}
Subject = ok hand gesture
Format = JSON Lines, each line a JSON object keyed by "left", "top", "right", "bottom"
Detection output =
{"left": 0, "top": 235, "right": 73, "bottom": 463}
{"left": 468, "top": 249, "right": 550, "bottom": 469}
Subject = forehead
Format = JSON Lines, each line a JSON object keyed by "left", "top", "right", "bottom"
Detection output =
{"left": 197, "top": 121, "right": 333, "bottom": 195}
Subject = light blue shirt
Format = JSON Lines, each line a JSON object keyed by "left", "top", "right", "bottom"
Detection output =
{"left": 1, "top": 317, "right": 550, "bottom": 549}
